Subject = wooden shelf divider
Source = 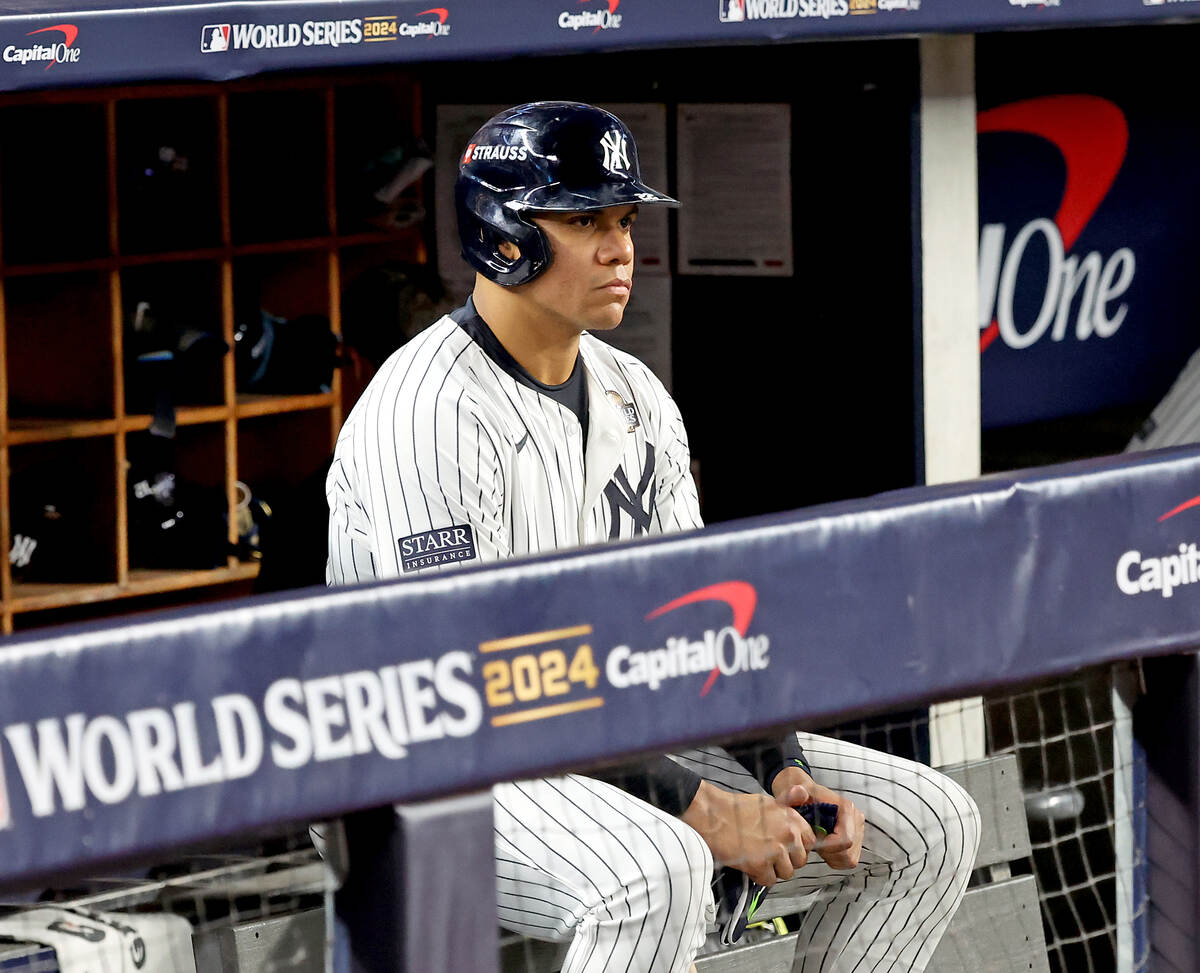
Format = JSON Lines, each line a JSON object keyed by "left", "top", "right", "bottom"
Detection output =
{"left": 0, "top": 231, "right": 420, "bottom": 281}
{"left": 218, "top": 90, "right": 238, "bottom": 565}
{"left": 107, "top": 97, "right": 129, "bottom": 588}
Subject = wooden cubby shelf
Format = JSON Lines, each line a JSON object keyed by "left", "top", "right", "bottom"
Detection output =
{"left": 6, "top": 419, "right": 121, "bottom": 445}
{"left": 1, "top": 232, "right": 416, "bottom": 277}
{"left": 0, "top": 69, "right": 426, "bottom": 634}
{"left": 236, "top": 393, "right": 337, "bottom": 419}
{"left": 11, "top": 565, "right": 262, "bottom": 614}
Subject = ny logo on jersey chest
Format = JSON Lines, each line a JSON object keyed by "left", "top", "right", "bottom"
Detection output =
{"left": 604, "top": 442, "right": 656, "bottom": 538}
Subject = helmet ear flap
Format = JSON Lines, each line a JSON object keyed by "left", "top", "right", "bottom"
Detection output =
{"left": 485, "top": 226, "right": 521, "bottom": 266}
{"left": 458, "top": 200, "right": 551, "bottom": 286}
{"left": 488, "top": 220, "right": 552, "bottom": 287}
{"left": 456, "top": 168, "right": 555, "bottom": 287}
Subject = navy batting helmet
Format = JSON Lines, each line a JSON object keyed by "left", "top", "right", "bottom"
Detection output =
{"left": 455, "top": 102, "right": 677, "bottom": 287}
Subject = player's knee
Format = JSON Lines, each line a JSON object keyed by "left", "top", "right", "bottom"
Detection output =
{"left": 868, "top": 764, "right": 982, "bottom": 883}
{"left": 909, "top": 768, "right": 982, "bottom": 878}
{"left": 666, "top": 822, "right": 716, "bottom": 944}
{"left": 946, "top": 776, "right": 982, "bottom": 870}
{"left": 627, "top": 817, "right": 714, "bottom": 935}
{"left": 677, "top": 820, "right": 716, "bottom": 912}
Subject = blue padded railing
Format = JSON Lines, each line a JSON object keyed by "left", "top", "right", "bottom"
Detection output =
{"left": 0, "top": 445, "right": 1199, "bottom": 890}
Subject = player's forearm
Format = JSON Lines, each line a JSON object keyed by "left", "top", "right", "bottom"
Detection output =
{"left": 589, "top": 755, "right": 702, "bottom": 817}
{"left": 680, "top": 778, "right": 713, "bottom": 825}
{"left": 724, "top": 736, "right": 812, "bottom": 794}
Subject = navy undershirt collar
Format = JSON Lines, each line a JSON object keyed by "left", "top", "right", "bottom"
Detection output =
{"left": 452, "top": 297, "right": 589, "bottom": 446}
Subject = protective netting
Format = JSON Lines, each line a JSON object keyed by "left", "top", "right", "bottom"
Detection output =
{"left": 986, "top": 668, "right": 1149, "bottom": 973}
{"left": 817, "top": 666, "right": 1151, "bottom": 973}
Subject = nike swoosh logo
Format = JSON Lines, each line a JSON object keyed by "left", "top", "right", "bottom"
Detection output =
{"left": 516, "top": 431, "right": 529, "bottom": 453}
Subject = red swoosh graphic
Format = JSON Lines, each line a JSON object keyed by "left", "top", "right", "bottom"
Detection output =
{"left": 1159, "top": 495, "right": 1200, "bottom": 522}
{"left": 579, "top": 0, "right": 619, "bottom": 32}
{"left": 977, "top": 95, "right": 1129, "bottom": 353}
{"left": 28, "top": 23, "right": 77, "bottom": 45}
{"left": 418, "top": 8, "right": 448, "bottom": 23}
{"left": 646, "top": 581, "right": 756, "bottom": 696}
{"left": 26, "top": 23, "right": 77, "bottom": 69}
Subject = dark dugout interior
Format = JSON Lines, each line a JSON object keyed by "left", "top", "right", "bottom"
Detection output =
{"left": 419, "top": 38, "right": 923, "bottom": 524}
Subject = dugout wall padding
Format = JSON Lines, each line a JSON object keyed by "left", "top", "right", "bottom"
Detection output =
{"left": 1, "top": 445, "right": 1200, "bottom": 890}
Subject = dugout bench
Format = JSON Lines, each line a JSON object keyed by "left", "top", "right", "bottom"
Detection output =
{"left": 0, "top": 754, "right": 1046, "bottom": 972}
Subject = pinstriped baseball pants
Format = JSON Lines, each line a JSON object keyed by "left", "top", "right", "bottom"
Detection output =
{"left": 494, "top": 732, "right": 981, "bottom": 973}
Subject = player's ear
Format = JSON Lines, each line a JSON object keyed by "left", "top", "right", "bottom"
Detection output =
{"left": 498, "top": 239, "right": 521, "bottom": 261}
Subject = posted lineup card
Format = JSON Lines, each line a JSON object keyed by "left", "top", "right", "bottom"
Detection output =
{"left": 676, "top": 104, "right": 794, "bottom": 277}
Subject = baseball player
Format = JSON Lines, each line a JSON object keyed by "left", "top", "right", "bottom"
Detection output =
{"left": 326, "top": 102, "right": 981, "bottom": 972}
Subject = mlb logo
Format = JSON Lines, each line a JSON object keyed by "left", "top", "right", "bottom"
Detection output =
{"left": 719, "top": 0, "right": 747, "bottom": 21}
{"left": 200, "top": 24, "right": 231, "bottom": 52}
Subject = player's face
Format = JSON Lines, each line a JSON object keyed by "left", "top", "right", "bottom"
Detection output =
{"left": 524, "top": 205, "right": 637, "bottom": 332}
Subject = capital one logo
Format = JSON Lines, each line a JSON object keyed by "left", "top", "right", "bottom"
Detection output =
{"left": 650, "top": 581, "right": 769, "bottom": 696}
{"left": 607, "top": 581, "right": 771, "bottom": 696}
{"left": 2, "top": 24, "right": 80, "bottom": 69}
{"left": 559, "top": 0, "right": 622, "bottom": 32}
{"left": 600, "top": 128, "right": 631, "bottom": 173}
{"left": 978, "top": 95, "right": 1136, "bottom": 354}
{"left": 405, "top": 8, "right": 450, "bottom": 38}
{"left": 1116, "top": 494, "right": 1200, "bottom": 599}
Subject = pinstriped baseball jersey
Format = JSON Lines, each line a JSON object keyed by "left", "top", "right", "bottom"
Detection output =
{"left": 326, "top": 305, "right": 701, "bottom": 584}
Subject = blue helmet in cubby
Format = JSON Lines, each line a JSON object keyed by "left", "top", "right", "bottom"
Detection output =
{"left": 455, "top": 101, "right": 677, "bottom": 287}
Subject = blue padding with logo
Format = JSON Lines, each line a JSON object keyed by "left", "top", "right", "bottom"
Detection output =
{"left": 2, "top": 445, "right": 1200, "bottom": 887}
{"left": 0, "top": 0, "right": 1196, "bottom": 92}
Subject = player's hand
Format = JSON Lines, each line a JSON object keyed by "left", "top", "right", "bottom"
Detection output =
{"left": 681, "top": 779, "right": 817, "bottom": 886}
{"left": 772, "top": 766, "right": 865, "bottom": 871}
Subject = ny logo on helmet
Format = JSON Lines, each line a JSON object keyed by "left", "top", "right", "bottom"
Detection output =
{"left": 600, "top": 130, "right": 630, "bottom": 173}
